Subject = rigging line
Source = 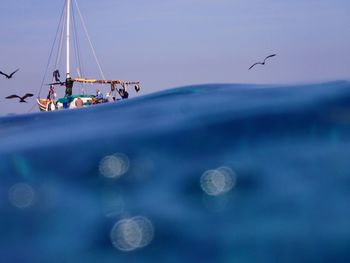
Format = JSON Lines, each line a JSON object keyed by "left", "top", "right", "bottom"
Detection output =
{"left": 71, "top": 2, "right": 83, "bottom": 78}
{"left": 38, "top": 0, "right": 67, "bottom": 97}
{"left": 74, "top": 0, "right": 106, "bottom": 80}
{"left": 27, "top": 101, "right": 37, "bottom": 113}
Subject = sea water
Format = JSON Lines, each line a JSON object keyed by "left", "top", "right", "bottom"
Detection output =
{"left": 1, "top": 82, "right": 350, "bottom": 262}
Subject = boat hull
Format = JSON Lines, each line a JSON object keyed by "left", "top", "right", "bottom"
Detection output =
{"left": 37, "top": 99, "right": 56, "bottom": 111}
{"left": 37, "top": 95, "right": 96, "bottom": 112}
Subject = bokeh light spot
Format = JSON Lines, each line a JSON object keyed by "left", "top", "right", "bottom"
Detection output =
{"left": 110, "top": 216, "right": 154, "bottom": 251}
{"left": 99, "top": 153, "right": 129, "bottom": 179}
{"left": 8, "top": 183, "right": 36, "bottom": 209}
{"left": 200, "top": 166, "right": 236, "bottom": 196}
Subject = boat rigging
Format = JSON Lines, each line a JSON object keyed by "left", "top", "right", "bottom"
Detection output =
{"left": 37, "top": 0, "right": 141, "bottom": 111}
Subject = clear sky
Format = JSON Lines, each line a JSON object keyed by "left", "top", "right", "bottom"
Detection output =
{"left": 0, "top": 0, "right": 349, "bottom": 115}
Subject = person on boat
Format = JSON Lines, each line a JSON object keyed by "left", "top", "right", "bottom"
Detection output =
{"left": 96, "top": 89, "right": 104, "bottom": 99}
{"left": 47, "top": 85, "right": 56, "bottom": 100}
{"left": 93, "top": 88, "right": 105, "bottom": 104}
{"left": 106, "top": 92, "right": 114, "bottom": 102}
{"left": 65, "top": 78, "right": 74, "bottom": 96}
{"left": 75, "top": 97, "right": 84, "bottom": 107}
{"left": 53, "top": 70, "right": 61, "bottom": 82}
{"left": 111, "top": 83, "right": 116, "bottom": 92}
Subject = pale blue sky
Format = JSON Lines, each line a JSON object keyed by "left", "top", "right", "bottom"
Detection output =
{"left": 0, "top": 0, "right": 349, "bottom": 114}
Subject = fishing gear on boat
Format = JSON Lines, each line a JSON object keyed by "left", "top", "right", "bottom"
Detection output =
{"left": 118, "top": 83, "right": 128, "bottom": 99}
{"left": 134, "top": 84, "right": 141, "bottom": 92}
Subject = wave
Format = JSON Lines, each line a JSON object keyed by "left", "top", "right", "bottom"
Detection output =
{"left": 1, "top": 81, "right": 350, "bottom": 262}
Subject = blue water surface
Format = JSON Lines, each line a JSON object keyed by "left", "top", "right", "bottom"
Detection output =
{"left": 1, "top": 82, "right": 350, "bottom": 262}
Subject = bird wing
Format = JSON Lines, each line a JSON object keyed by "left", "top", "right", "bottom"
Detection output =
{"left": 264, "top": 54, "right": 276, "bottom": 63}
{"left": 9, "top": 68, "right": 19, "bottom": 77}
{"left": 0, "top": 71, "right": 10, "bottom": 78}
{"left": 23, "top": 93, "right": 34, "bottom": 99}
{"left": 5, "top": 95, "right": 21, "bottom": 99}
{"left": 248, "top": 62, "right": 263, "bottom": 70}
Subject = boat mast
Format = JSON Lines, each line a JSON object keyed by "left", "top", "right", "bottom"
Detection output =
{"left": 64, "top": 0, "right": 74, "bottom": 96}
{"left": 66, "top": 0, "right": 71, "bottom": 79}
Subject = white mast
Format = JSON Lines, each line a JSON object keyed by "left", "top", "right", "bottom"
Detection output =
{"left": 66, "top": 0, "right": 71, "bottom": 78}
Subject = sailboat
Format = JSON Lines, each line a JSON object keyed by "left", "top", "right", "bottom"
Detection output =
{"left": 37, "top": 0, "right": 140, "bottom": 111}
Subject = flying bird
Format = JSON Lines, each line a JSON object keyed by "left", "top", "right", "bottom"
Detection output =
{"left": 0, "top": 68, "right": 20, "bottom": 79}
{"left": 5, "top": 93, "right": 34, "bottom": 103}
{"left": 248, "top": 54, "right": 277, "bottom": 70}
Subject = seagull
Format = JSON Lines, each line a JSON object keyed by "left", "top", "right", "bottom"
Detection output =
{"left": 248, "top": 54, "right": 276, "bottom": 70}
{"left": 0, "top": 68, "right": 20, "bottom": 79}
{"left": 5, "top": 93, "right": 34, "bottom": 103}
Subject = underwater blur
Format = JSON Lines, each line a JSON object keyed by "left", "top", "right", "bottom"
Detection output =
{"left": 1, "top": 81, "right": 350, "bottom": 262}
